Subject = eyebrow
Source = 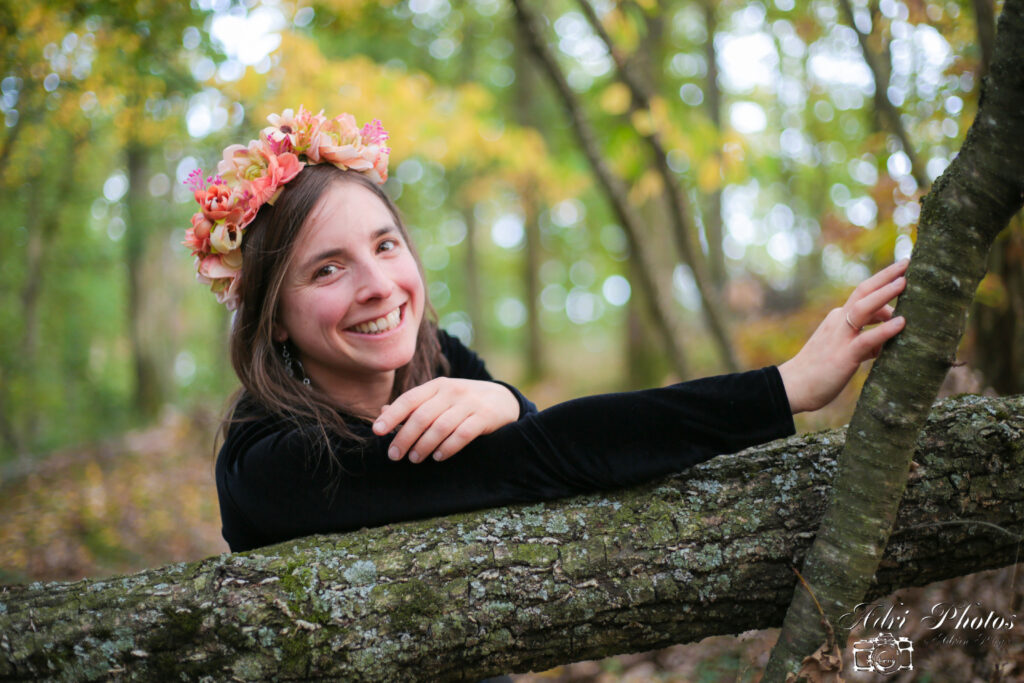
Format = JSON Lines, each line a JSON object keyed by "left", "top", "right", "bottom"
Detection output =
{"left": 297, "top": 225, "right": 399, "bottom": 273}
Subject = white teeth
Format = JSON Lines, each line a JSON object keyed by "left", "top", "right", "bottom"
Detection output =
{"left": 350, "top": 308, "right": 401, "bottom": 334}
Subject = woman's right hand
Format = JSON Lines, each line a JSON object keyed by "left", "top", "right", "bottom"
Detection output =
{"left": 372, "top": 378, "right": 521, "bottom": 463}
{"left": 777, "top": 259, "right": 909, "bottom": 414}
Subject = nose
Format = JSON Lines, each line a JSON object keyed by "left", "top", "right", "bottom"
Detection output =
{"left": 353, "top": 258, "right": 394, "bottom": 303}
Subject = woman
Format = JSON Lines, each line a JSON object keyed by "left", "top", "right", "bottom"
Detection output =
{"left": 187, "top": 108, "right": 908, "bottom": 553}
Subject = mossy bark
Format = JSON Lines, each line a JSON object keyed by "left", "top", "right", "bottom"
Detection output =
{"left": 2, "top": 395, "right": 1022, "bottom": 682}
{"left": 762, "top": 2, "right": 1024, "bottom": 679}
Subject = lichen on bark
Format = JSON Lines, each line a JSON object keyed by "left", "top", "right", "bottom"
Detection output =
{"left": 1, "top": 395, "right": 1022, "bottom": 681}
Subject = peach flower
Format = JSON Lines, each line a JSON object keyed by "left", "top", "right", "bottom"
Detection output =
{"left": 248, "top": 151, "right": 303, "bottom": 208}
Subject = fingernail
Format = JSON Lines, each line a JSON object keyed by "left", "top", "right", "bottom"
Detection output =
{"left": 410, "top": 450, "right": 420, "bottom": 463}
{"left": 432, "top": 451, "right": 442, "bottom": 461}
{"left": 388, "top": 446, "right": 400, "bottom": 461}
{"left": 374, "top": 420, "right": 386, "bottom": 433}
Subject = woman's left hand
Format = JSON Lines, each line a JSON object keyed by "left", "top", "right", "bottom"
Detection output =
{"left": 372, "top": 378, "right": 521, "bottom": 463}
{"left": 778, "top": 259, "right": 909, "bottom": 414}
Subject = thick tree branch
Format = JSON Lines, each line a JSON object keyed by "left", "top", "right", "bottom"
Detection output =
{"left": 511, "top": 0, "right": 690, "bottom": 378}
{"left": 765, "top": 1, "right": 1024, "bottom": 678}
{"left": 2, "top": 395, "right": 1022, "bottom": 681}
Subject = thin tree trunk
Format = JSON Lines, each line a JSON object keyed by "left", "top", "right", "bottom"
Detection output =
{"left": 0, "top": 102, "right": 27, "bottom": 186}
{"left": 764, "top": 2, "right": 1024, "bottom": 678}
{"left": 124, "top": 143, "right": 162, "bottom": 418}
{"left": 521, "top": 183, "right": 543, "bottom": 382}
{"left": 1, "top": 395, "right": 1021, "bottom": 681}
{"left": 974, "top": 0, "right": 997, "bottom": 78}
{"left": 970, "top": 220, "right": 1024, "bottom": 394}
{"left": 462, "top": 205, "right": 487, "bottom": 350}
{"left": 456, "top": 19, "right": 486, "bottom": 352}
{"left": 576, "top": 0, "right": 738, "bottom": 371}
{"left": 0, "top": 366, "right": 23, "bottom": 455}
{"left": 702, "top": 0, "right": 726, "bottom": 293}
{"left": 836, "top": 0, "right": 930, "bottom": 190}
{"left": 512, "top": 0, "right": 689, "bottom": 378}
{"left": 513, "top": 40, "right": 545, "bottom": 382}
{"left": 17, "top": 132, "right": 82, "bottom": 456}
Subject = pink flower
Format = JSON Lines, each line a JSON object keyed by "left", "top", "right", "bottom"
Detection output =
{"left": 197, "top": 253, "right": 239, "bottom": 281}
{"left": 183, "top": 213, "right": 213, "bottom": 254}
{"left": 248, "top": 151, "right": 303, "bottom": 208}
{"left": 264, "top": 106, "right": 325, "bottom": 156}
{"left": 360, "top": 119, "right": 389, "bottom": 147}
{"left": 217, "top": 140, "right": 268, "bottom": 185}
{"left": 368, "top": 146, "right": 390, "bottom": 184}
{"left": 215, "top": 274, "right": 242, "bottom": 311}
{"left": 309, "top": 114, "right": 366, "bottom": 166}
{"left": 195, "top": 182, "right": 246, "bottom": 223}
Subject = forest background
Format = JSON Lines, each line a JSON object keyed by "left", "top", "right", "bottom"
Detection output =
{"left": 1, "top": 0, "right": 1021, "bottom": 679}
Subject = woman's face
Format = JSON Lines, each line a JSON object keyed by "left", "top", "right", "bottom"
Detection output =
{"left": 273, "top": 181, "right": 425, "bottom": 399}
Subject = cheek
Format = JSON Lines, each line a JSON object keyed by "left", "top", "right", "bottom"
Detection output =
{"left": 284, "top": 288, "right": 353, "bottom": 333}
{"left": 399, "top": 257, "right": 425, "bottom": 303}
{"left": 311, "top": 290, "right": 353, "bottom": 325}
{"left": 389, "top": 257, "right": 425, "bottom": 309}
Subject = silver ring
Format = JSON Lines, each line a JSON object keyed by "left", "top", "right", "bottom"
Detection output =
{"left": 845, "top": 312, "right": 861, "bottom": 332}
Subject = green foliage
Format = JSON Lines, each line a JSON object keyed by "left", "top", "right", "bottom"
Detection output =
{"left": 0, "top": 0, "right": 997, "bottom": 464}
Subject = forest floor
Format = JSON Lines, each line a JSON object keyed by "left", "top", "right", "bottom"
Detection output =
{"left": 0, "top": 403, "right": 1020, "bottom": 682}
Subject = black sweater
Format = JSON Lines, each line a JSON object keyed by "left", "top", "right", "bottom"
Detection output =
{"left": 215, "top": 330, "right": 795, "bottom": 552}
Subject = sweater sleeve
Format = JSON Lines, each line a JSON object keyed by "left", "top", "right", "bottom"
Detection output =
{"left": 215, "top": 366, "right": 795, "bottom": 552}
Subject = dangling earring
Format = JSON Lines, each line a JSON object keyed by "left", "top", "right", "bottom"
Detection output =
{"left": 280, "top": 343, "right": 311, "bottom": 387}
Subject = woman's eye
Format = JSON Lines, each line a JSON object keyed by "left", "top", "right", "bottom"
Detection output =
{"left": 378, "top": 238, "right": 399, "bottom": 253}
{"left": 315, "top": 264, "right": 339, "bottom": 279}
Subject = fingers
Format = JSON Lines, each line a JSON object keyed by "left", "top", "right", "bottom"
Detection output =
{"left": 408, "top": 405, "right": 476, "bottom": 463}
{"left": 373, "top": 379, "right": 520, "bottom": 464}
{"left": 847, "top": 276, "right": 906, "bottom": 328}
{"left": 868, "top": 305, "right": 895, "bottom": 324}
{"left": 850, "top": 315, "right": 905, "bottom": 361}
{"left": 373, "top": 381, "right": 440, "bottom": 436}
{"left": 432, "top": 416, "right": 486, "bottom": 462}
{"left": 387, "top": 394, "right": 452, "bottom": 462}
{"left": 848, "top": 258, "right": 909, "bottom": 307}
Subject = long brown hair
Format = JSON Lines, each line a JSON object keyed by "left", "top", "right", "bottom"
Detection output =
{"left": 219, "top": 164, "right": 447, "bottom": 476}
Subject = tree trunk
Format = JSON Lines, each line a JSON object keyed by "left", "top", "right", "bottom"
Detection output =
{"left": 764, "top": 1, "right": 1024, "bottom": 678}
{"left": 702, "top": 0, "right": 726, "bottom": 294}
{"left": 512, "top": 0, "right": 690, "bottom": 379}
{"left": 521, "top": 184, "right": 544, "bottom": 382}
{"left": 974, "top": 0, "right": 997, "bottom": 78}
{"left": 513, "top": 40, "right": 545, "bottom": 382}
{"left": 2, "top": 394, "right": 1021, "bottom": 681}
{"left": 462, "top": 205, "right": 487, "bottom": 351}
{"left": 18, "top": 131, "right": 83, "bottom": 458}
{"left": 836, "top": 0, "right": 930, "bottom": 191}
{"left": 124, "top": 143, "right": 163, "bottom": 419}
{"left": 970, "top": 222, "right": 1024, "bottom": 395}
{"left": 576, "top": 0, "right": 739, "bottom": 372}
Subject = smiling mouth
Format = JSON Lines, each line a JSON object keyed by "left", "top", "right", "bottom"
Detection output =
{"left": 347, "top": 306, "right": 402, "bottom": 334}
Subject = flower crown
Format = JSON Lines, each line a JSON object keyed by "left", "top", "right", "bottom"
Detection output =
{"left": 183, "top": 107, "right": 390, "bottom": 310}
